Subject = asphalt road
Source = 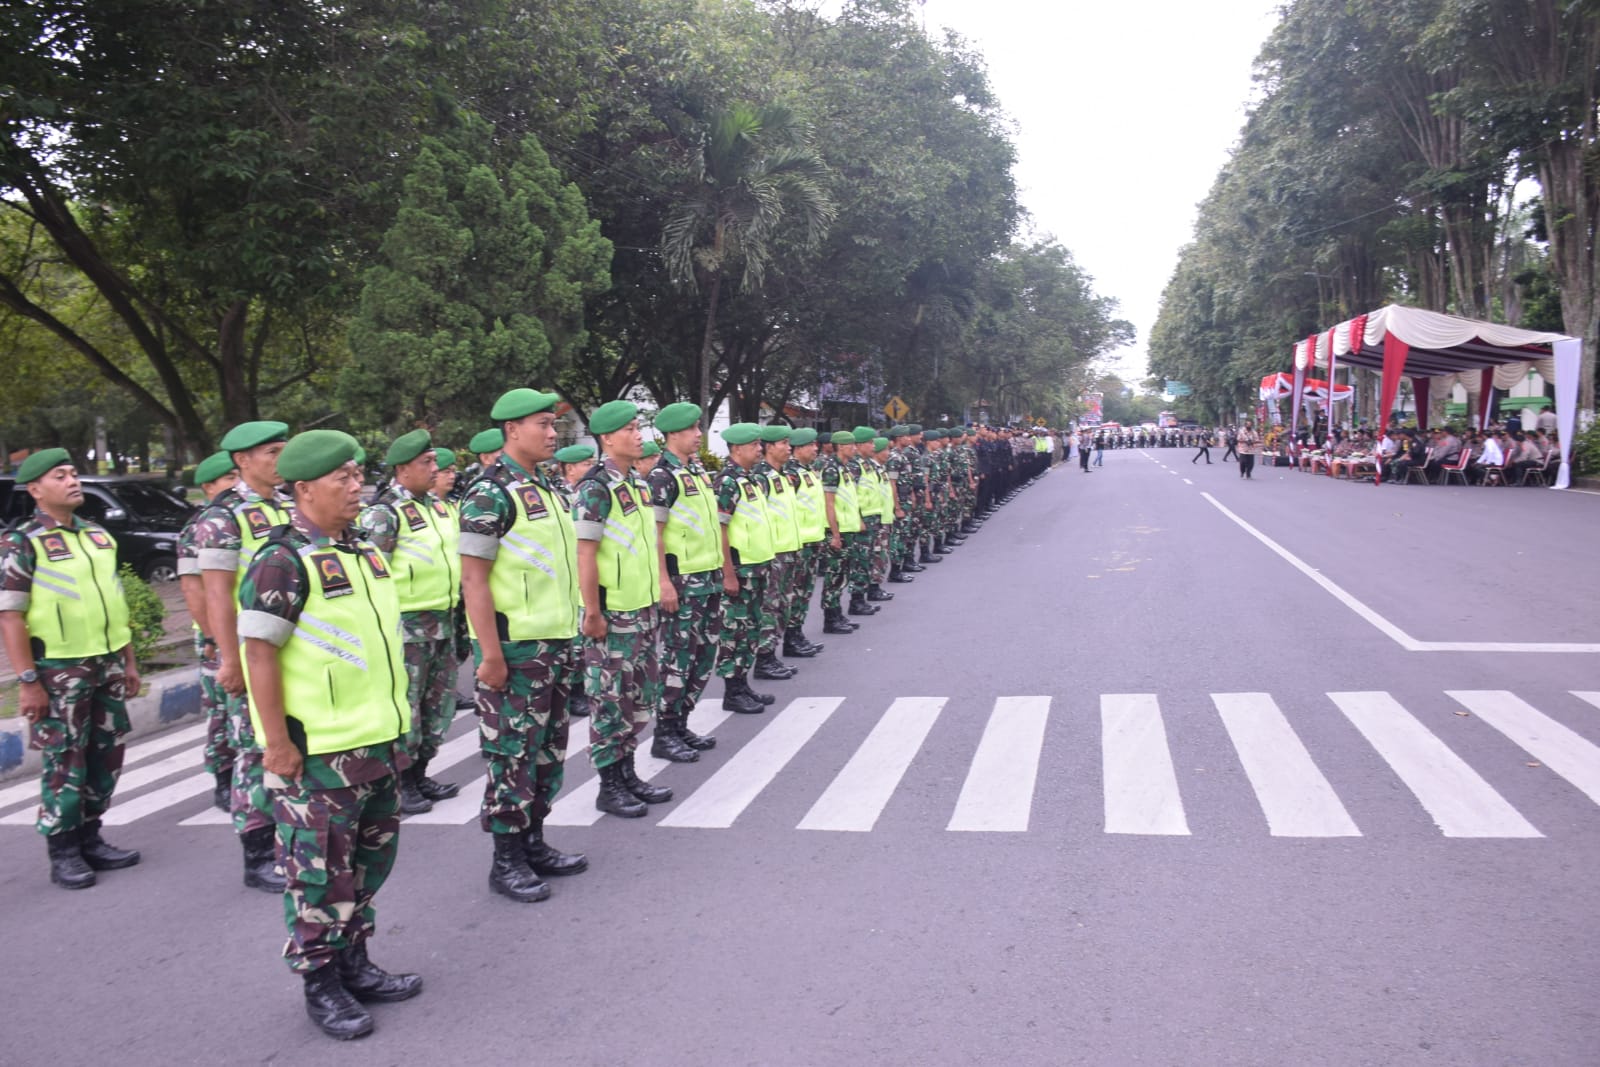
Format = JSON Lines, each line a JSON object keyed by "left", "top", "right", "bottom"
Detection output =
{"left": 2, "top": 449, "right": 1596, "bottom": 1066}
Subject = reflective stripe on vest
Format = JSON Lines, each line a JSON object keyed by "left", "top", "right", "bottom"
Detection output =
{"left": 857, "top": 466, "right": 883, "bottom": 520}
{"left": 388, "top": 496, "right": 460, "bottom": 614}
{"left": 833, "top": 470, "right": 862, "bottom": 534}
{"left": 727, "top": 474, "right": 775, "bottom": 566}
{"left": 482, "top": 479, "right": 580, "bottom": 641}
{"left": 593, "top": 475, "right": 659, "bottom": 612}
{"left": 793, "top": 468, "right": 826, "bottom": 544}
{"left": 763, "top": 471, "right": 801, "bottom": 554}
{"left": 245, "top": 540, "right": 407, "bottom": 755}
{"left": 230, "top": 496, "right": 292, "bottom": 596}
{"left": 661, "top": 467, "right": 722, "bottom": 576}
{"left": 872, "top": 465, "right": 896, "bottom": 525}
{"left": 23, "top": 526, "right": 132, "bottom": 658}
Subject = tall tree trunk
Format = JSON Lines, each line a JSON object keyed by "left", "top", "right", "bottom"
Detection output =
{"left": 696, "top": 272, "right": 723, "bottom": 429}
{"left": 218, "top": 300, "right": 253, "bottom": 426}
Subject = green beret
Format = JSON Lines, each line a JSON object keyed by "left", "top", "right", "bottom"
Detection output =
{"left": 888, "top": 425, "right": 910, "bottom": 438}
{"left": 277, "top": 430, "right": 361, "bottom": 483}
{"left": 906, "top": 423, "right": 923, "bottom": 435}
{"left": 759, "top": 424, "right": 792, "bottom": 444}
{"left": 874, "top": 438, "right": 889, "bottom": 452}
{"left": 491, "top": 388, "right": 558, "bottom": 421}
{"left": 829, "top": 430, "right": 855, "bottom": 445}
{"left": 468, "top": 428, "right": 504, "bottom": 454}
{"left": 852, "top": 425, "right": 875, "bottom": 443}
{"left": 555, "top": 444, "right": 596, "bottom": 464}
{"left": 385, "top": 428, "right": 433, "bottom": 467}
{"left": 194, "top": 451, "right": 235, "bottom": 486}
{"left": 219, "top": 420, "right": 289, "bottom": 454}
{"left": 789, "top": 428, "right": 818, "bottom": 447}
{"left": 16, "top": 448, "right": 73, "bottom": 484}
{"left": 640, "top": 440, "right": 661, "bottom": 457}
{"left": 721, "top": 423, "right": 761, "bottom": 446}
{"left": 589, "top": 399, "right": 639, "bottom": 436}
{"left": 925, "top": 429, "right": 942, "bottom": 440}
{"left": 433, "top": 448, "right": 457, "bottom": 469}
{"left": 654, "top": 402, "right": 702, "bottom": 435}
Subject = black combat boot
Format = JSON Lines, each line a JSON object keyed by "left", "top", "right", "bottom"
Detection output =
{"left": 398, "top": 767, "right": 433, "bottom": 815}
{"left": 679, "top": 712, "right": 717, "bottom": 750}
{"left": 900, "top": 555, "right": 925, "bottom": 573}
{"left": 934, "top": 535, "right": 954, "bottom": 554}
{"left": 823, "top": 608, "right": 857, "bottom": 635}
{"left": 336, "top": 942, "right": 424, "bottom": 1003}
{"left": 847, "top": 593, "right": 878, "bottom": 616}
{"left": 651, "top": 720, "right": 700, "bottom": 763}
{"left": 568, "top": 692, "right": 592, "bottom": 718}
{"left": 866, "top": 583, "right": 894, "bottom": 601}
{"left": 79, "top": 819, "right": 140, "bottom": 870}
{"left": 242, "top": 825, "right": 287, "bottom": 893}
{"left": 888, "top": 564, "right": 914, "bottom": 584}
{"left": 524, "top": 820, "right": 588, "bottom": 877}
{"left": 621, "top": 753, "right": 673, "bottom": 804}
{"left": 489, "top": 832, "right": 552, "bottom": 901}
{"left": 754, "top": 650, "right": 797, "bottom": 680}
{"left": 721, "top": 673, "right": 766, "bottom": 714}
{"left": 945, "top": 532, "right": 966, "bottom": 545}
{"left": 919, "top": 543, "right": 943, "bottom": 564}
{"left": 47, "top": 830, "right": 96, "bottom": 890}
{"left": 303, "top": 964, "right": 374, "bottom": 1041}
{"left": 782, "top": 627, "right": 821, "bottom": 658}
{"left": 962, "top": 518, "right": 978, "bottom": 533}
{"left": 595, "top": 762, "right": 648, "bottom": 816}
{"left": 211, "top": 769, "right": 232, "bottom": 812}
{"left": 413, "top": 758, "right": 460, "bottom": 802}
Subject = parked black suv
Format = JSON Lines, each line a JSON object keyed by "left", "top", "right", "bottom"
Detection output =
{"left": 0, "top": 474, "right": 195, "bottom": 582}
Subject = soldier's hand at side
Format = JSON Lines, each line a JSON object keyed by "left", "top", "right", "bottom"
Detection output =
{"left": 263, "top": 739, "right": 302, "bottom": 780}
{"left": 19, "top": 681, "right": 48, "bottom": 724}
{"left": 581, "top": 607, "right": 607, "bottom": 641}
{"left": 217, "top": 658, "right": 246, "bottom": 696}
{"left": 660, "top": 580, "right": 679, "bottom": 614}
{"left": 477, "top": 654, "right": 509, "bottom": 691}
{"left": 830, "top": 533, "right": 842, "bottom": 550}
{"left": 123, "top": 664, "right": 141, "bottom": 699}
{"left": 722, "top": 572, "right": 740, "bottom": 596}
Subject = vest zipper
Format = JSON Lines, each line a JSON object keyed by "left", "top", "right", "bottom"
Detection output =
{"left": 356, "top": 561, "right": 406, "bottom": 735}
{"left": 81, "top": 531, "right": 115, "bottom": 653}
{"left": 549, "top": 481, "right": 576, "bottom": 632}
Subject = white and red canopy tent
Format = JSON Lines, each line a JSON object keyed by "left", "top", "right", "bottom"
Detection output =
{"left": 1290, "top": 305, "right": 1581, "bottom": 489}
{"left": 1260, "top": 373, "right": 1352, "bottom": 403}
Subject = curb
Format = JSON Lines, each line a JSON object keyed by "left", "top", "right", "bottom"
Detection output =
{"left": 0, "top": 664, "right": 204, "bottom": 787}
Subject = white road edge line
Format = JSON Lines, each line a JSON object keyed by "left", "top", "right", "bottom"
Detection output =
{"left": 1199, "top": 491, "right": 1600, "bottom": 655}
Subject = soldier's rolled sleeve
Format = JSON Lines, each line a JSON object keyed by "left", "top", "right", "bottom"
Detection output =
{"left": 0, "top": 534, "right": 33, "bottom": 611}
{"left": 459, "top": 532, "right": 499, "bottom": 560}
{"left": 651, "top": 505, "right": 671, "bottom": 524}
{"left": 238, "top": 610, "right": 295, "bottom": 647}
{"left": 572, "top": 480, "right": 609, "bottom": 542}
{"left": 198, "top": 547, "right": 241, "bottom": 572}
{"left": 237, "top": 544, "right": 307, "bottom": 640}
{"left": 176, "top": 557, "right": 200, "bottom": 577}
{"left": 459, "top": 480, "right": 512, "bottom": 560}
{"left": 0, "top": 591, "right": 28, "bottom": 612}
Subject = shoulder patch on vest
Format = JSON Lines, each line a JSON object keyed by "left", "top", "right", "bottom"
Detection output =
{"left": 310, "top": 552, "right": 354, "bottom": 598}
{"left": 86, "top": 529, "right": 115, "bottom": 551}
{"left": 615, "top": 484, "right": 638, "bottom": 515}
{"left": 398, "top": 501, "right": 427, "bottom": 531}
{"left": 39, "top": 532, "right": 73, "bottom": 561}
{"left": 361, "top": 546, "right": 391, "bottom": 578}
{"left": 679, "top": 470, "right": 700, "bottom": 496}
{"left": 239, "top": 505, "right": 273, "bottom": 538}
{"left": 517, "top": 485, "right": 549, "bottom": 520}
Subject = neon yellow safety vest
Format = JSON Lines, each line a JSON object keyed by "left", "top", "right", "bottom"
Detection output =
{"left": 245, "top": 539, "right": 407, "bottom": 755}
{"left": 660, "top": 464, "right": 722, "bottom": 576}
{"left": 726, "top": 471, "right": 775, "bottom": 566}
{"left": 24, "top": 524, "right": 132, "bottom": 659}
{"left": 590, "top": 471, "right": 659, "bottom": 612}
{"left": 229, "top": 494, "right": 293, "bottom": 597}
{"left": 762, "top": 468, "right": 802, "bottom": 554}
{"left": 1035, "top": 437, "right": 1049, "bottom": 452}
{"left": 857, "top": 465, "right": 883, "bottom": 520}
{"left": 792, "top": 467, "right": 826, "bottom": 545}
{"left": 384, "top": 494, "right": 461, "bottom": 614}
{"left": 481, "top": 476, "right": 580, "bottom": 641}
{"left": 832, "top": 466, "right": 862, "bottom": 534}
{"left": 871, "top": 463, "right": 896, "bottom": 525}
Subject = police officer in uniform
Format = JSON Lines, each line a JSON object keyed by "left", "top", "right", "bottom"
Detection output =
{"left": 0, "top": 449, "right": 143, "bottom": 889}
{"left": 714, "top": 423, "right": 778, "bottom": 712}
{"left": 177, "top": 450, "right": 240, "bottom": 810}
{"left": 238, "top": 429, "right": 422, "bottom": 1040}
{"left": 458, "top": 389, "right": 587, "bottom": 903}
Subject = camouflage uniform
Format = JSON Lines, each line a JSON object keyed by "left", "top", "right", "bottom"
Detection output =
{"left": 883, "top": 446, "right": 910, "bottom": 565}
{"left": 458, "top": 454, "right": 575, "bottom": 834}
{"left": 714, "top": 463, "right": 768, "bottom": 678}
{"left": 0, "top": 512, "right": 134, "bottom": 838}
{"left": 648, "top": 451, "right": 723, "bottom": 732}
{"left": 191, "top": 482, "right": 292, "bottom": 835}
{"left": 863, "top": 454, "right": 893, "bottom": 585}
{"left": 571, "top": 458, "right": 661, "bottom": 770}
{"left": 784, "top": 458, "right": 825, "bottom": 631}
{"left": 902, "top": 445, "right": 929, "bottom": 560}
{"left": 751, "top": 458, "right": 793, "bottom": 658}
{"left": 358, "top": 486, "right": 457, "bottom": 765}
{"left": 177, "top": 508, "right": 231, "bottom": 776}
{"left": 842, "top": 453, "right": 872, "bottom": 597}
{"left": 236, "top": 515, "right": 405, "bottom": 974}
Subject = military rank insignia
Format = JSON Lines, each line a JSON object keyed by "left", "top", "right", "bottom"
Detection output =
{"left": 741, "top": 481, "right": 758, "bottom": 501}
{"left": 361, "top": 547, "right": 391, "bottom": 578}
{"left": 310, "top": 552, "right": 353, "bottom": 598}
{"left": 399, "top": 501, "right": 428, "bottom": 531}
{"left": 518, "top": 485, "right": 548, "bottom": 520}
{"left": 615, "top": 484, "right": 638, "bottom": 515}
{"left": 86, "top": 529, "right": 115, "bottom": 551}
{"left": 39, "top": 533, "right": 73, "bottom": 561}
{"left": 680, "top": 472, "right": 700, "bottom": 496}
{"left": 240, "top": 506, "right": 273, "bottom": 538}
{"left": 430, "top": 499, "right": 450, "bottom": 518}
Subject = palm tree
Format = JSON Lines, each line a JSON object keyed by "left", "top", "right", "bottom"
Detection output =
{"left": 662, "top": 103, "right": 836, "bottom": 425}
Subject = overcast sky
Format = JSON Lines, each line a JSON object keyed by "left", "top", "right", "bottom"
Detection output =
{"left": 916, "top": 0, "right": 1282, "bottom": 384}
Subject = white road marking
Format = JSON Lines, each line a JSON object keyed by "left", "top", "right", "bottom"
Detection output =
{"left": 1574, "top": 691, "right": 1600, "bottom": 712}
{"left": 1102, "top": 694, "right": 1190, "bottom": 835}
{"left": 1183, "top": 478, "right": 1193, "bottom": 485}
{"left": 1212, "top": 693, "right": 1359, "bottom": 837}
{"left": 549, "top": 708, "right": 735, "bottom": 827}
{"left": 1329, "top": 691, "right": 1541, "bottom": 837}
{"left": 0, "top": 722, "right": 209, "bottom": 814}
{"left": 1201, "top": 492, "right": 1600, "bottom": 655}
{"left": 799, "top": 697, "right": 944, "bottom": 832}
{"left": 395, "top": 730, "right": 492, "bottom": 825}
{"left": 657, "top": 699, "right": 842, "bottom": 828}
{"left": 97, "top": 772, "right": 213, "bottom": 826}
{"left": 948, "top": 696, "right": 1050, "bottom": 832}
{"left": 1448, "top": 691, "right": 1600, "bottom": 807}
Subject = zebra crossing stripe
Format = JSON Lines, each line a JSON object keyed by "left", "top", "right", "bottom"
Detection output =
{"left": 1101, "top": 694, "right": 1189, "bottom": 835}
{"left": 657, "top": 698, "right": 843, "bottom": 829}
{"left": 374, "top": 730, "right": 488, "bottom": 825}
{"left": 799, "top": 697, "right": 945, "bottom": 832}
{"left": 1573, "top": 692, "right": 1600, "bottom": 712}
{"left": 947, "top": 696, "right": 1049, "bottom": 832}
{"left": 0, "top": 721, "right": 210, "bottom": 814}
{"left": 98, "top": 771, "right": 214, "bottom": 826}
{"left": 1329, "top": 691, "right": 1541, "bottom": 838}
{"left": 547, "top": 708, "right": 736, "bottom": 827}
{"left": 1447, "top": 691, "right": 1600, "bottom": 808}
{"left": 1, "top": 747, "right": 214, "bottom": 826}
{"left": 1212, "top": 693, "right": 1359, "bottom": 837}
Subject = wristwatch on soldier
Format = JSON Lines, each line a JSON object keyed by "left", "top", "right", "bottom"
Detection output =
{"left": 18, "top": 669, "right": 39, "bottom": 685}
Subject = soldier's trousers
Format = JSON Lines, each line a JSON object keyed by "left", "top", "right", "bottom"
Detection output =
{"left": 788, "top": 543, "right": 822, "bottom": 629}
{"left": 403, "top": 635, "right": 455, "bottom": 763}
{"left": 869, "top": 522, "right": 892, "bottom": 583}
{"left": 584, "top": 611, "right": 661, "bottom": 771}
{"left": 271, "top": 772, "right": 400, "bottom": 974}
{"left": 475, "top": 638, "right": 574, "bottom": 834}
{"left": 660, "top": 583, "right": 722, "bottom": 728}
{"left": 821, "top": 537, "right": 848, "bottom": 610}
{"left": 29, "top": 652, "right": 130, "bottom": 837}
{"left": 757, "top": 552, "right": 795, "bottom": 655}
{"left": 223, "top": 690, "right": 274, "bottom": 835}
{"left": 717, "top": 566, "right": 766, "bottom": 676}
{"left": 196, "top": 634, "right": 232, "bottom": 777}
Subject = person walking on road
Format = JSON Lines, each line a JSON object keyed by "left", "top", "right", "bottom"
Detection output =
{"left": 1192, "top": 432, "right": 1212, "bottom": 464}
{"left": 1237, "top": 423, "right": 1261, "bottom": 479}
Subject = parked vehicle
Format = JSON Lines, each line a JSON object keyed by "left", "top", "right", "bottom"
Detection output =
{"left": 0, "top": 474, "right": 195, "bottom": 582}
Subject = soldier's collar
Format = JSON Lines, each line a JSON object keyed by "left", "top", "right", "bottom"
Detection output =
{"left": 290, "top": 508, "right": 353, "bottom": 547}
{"left": 30, "top": 508, "right": 86, "bottom": 531}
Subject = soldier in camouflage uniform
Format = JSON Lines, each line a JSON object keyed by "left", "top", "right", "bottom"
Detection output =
{"left": 459, "top": 389, "right": 588, "bottom": 904}
{"left": 193, "top": 420, "right": 292, "bottom": 893}
{"left": 904, "top": 425, "right": 940, "bottom": 569}
{"left": 862, "top": 436, "right": 898, "bottom": 602}
{"left": 237, "top": 429, "right": 422, "bottom": 1040}
{"left": 572, "top": 400, "right": 674, "bottom": 818}
{"left": 843, "top": 427, "right": 881, "bottom": 615}
{"left": 358, "top": 430, "right": 463, "bottom": 817}
{"left": 816, "top": 431, "right": 863, "bottom": 634}
{"left": 456, "top": 428, "right": 504, "bottom": 504}
{"left": 715, "top": 423, "right": 779, "bottom": 711}
{"left": 883, "top": 428, "right": 917, "bottom": 585}
{"left": 555, "top": 443, "right": 597, "bottom": 722}
{"left": 780, "top": 428, "right": 828, "bottom": 659}
{"left": 0, "top": 449, "right": 143, "bottom": 890}
{"left": 752, "top": 425, "right": 802, "bottom": 681}
{"left": 177, "top": 450, "right": 239, "bottom": 810}
{"left": 648, "top": 402, "right": 739, "bottom": 748}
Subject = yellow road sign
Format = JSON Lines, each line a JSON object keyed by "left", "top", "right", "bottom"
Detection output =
{"left": 883, "top": 395, "right": 910, "bottom": 421}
